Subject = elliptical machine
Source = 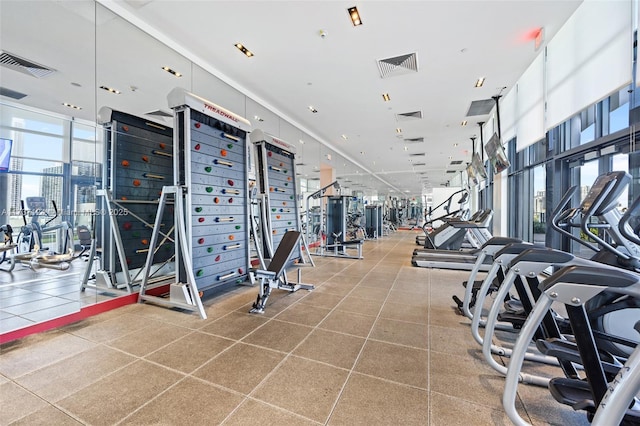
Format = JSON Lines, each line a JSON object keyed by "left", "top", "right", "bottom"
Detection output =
{"left": 0, "top": 224, "right": 16, "bottom": 272}
{"left": 16, "top": 197, "right": 73, "bottom": 255}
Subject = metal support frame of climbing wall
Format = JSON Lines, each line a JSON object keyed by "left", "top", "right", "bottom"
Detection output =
{"left": 249, "top": 129, "right": 313, "bottom": 266}
{"left": 139, "top": 89, "right": 252, "bottom": 317}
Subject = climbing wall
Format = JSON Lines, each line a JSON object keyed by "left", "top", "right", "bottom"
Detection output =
{"left": 251, "top": 130, "right": 301, "bottom": 261}
{"left": 102, "top": 109, "right": 174, "bottom": 276}
{"left": 169, "top": 89, "right": 252, "bottom": 292}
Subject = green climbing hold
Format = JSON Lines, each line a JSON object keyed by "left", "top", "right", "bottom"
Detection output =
{"left": 207, "top": 247, "right": 213, "bottom": 253}
{"left": 195, "top": 207, "right": 202, "bottom": 212}
{"left": 204, "top": 166, "right": 212, "bottom": 173}
{"left": 235, "top": 225, "right": 241, "bottom": 229}
{"left": 227, "top": 143, "right": 234, "bottom": 149}
{"left": 196, "top": 269, "right": 204, "bottom": 277}
{"left": 206, "top": 187, "right": 213, "bottom": 193}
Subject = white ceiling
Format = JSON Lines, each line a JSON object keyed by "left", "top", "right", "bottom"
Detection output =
{"left": 0, "top": 0, "right": 582, "bottom": 197}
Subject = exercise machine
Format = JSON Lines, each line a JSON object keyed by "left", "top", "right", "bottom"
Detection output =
{"left": 0, "top": 224, "right": 16, "bottom": 272}
{"left": 250, "top": 230, "right": 314, "bottom": 314}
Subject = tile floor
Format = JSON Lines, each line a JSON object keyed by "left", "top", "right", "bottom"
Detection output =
{"left": 0, "top": 257, "right": 118, "bottom": 334}
{"left": 0, "top": 231, "right": 591, "bottom": 425}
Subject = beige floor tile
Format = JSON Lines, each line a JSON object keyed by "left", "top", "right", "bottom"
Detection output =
{"left": 194, "top": 343, "right": 284, "bottom": 394}
{"left": 429, "top": 305, "right": 469, "bottom": 328}
{"left": 348, "top": 285, "right": 390, "bottom": 302}
{"left": 58, "top": 360, "right": 183, "bottom": 425}
{"left": 107, "top": 321, "right": 190, "bottom": 357}
{"left": 430, "top": 324, "right": 481, "bottom": 357}
{"left": 392, "top": 279, "right": 430, "bottom": 294}
{"left": 328, "top": 373, "right": 429, "bottom": 425}
{"left": 124, "top": 303, "right": 208, "bottom": 329}
{"left": 379, "top": 301, "right": 429, "bottom": 325}
{"left": 319, "top": 310, "right": 376, "bottom": 338}
{"left": 224, "top": 399, "right": 319, "bottom": 425}
{"left": 293, "top": 329, "right": 365, "bottom": 370}
{"left": 354, "top": 340, "right": 428, "bottom": 388}
{"left": 429, "top": 350, "right": 512, "bottom": 409}
{"left": 335, "top": 295, "right": 384, "bottom": 317}
{"left": 200, "top": 311, "right": 269, "bottom": 340}
{"left": 370, "top": 318, "right": 429, "bottom": 349}
{"left": 253, "top": 357, "right": 349, "bottom": 423}
{"left": 242, "top": 320, "right": 312, "bottom": 352}
{"left": 0, "top": 331, "right": 96, "bottom": 379}
{"left": 297, "top": 292, "right": 345, "bottom": 310}
{"left": 312, "top": 281, "right": 356, "bottom": 296}
{"left": 62, "top": 312, "right": 153, "bottom": 343}
{"left": 430, "top": 391, "right": 512, "bottom": 426}
{"left": 145, "top": 331, "right": 234, "bottom": 374}
{"left": 0, "top": 381, "right": 49, "bottom": 424}
{"left": 387, "top": 289, "right": 430, "bottom": 307}
{"left": 357, "top": 278, "right": 395, "bottom": 290}
{"left": 274, "top": 303, "right": 331, "bottom": 327}
{"left": 15, "top": 346, "right": 135, "bottom": 402}
{"left": 9, "top": 404, "right": 83, "bottom": 425}
{"left": 121, "top": 377, "right": 244, "bottom": 425}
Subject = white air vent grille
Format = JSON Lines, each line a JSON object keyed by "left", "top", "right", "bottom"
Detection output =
{"left": 0, "top": 86, "right": 27, "bottom": 100}
{"left": 396, "top": 111, "right": 423, "bottom": 121}
{"left": 377, "top": 53, "right": 418, "bottom": 78}
{"left": 446, "top": 170, "right": 457, "bottom": 174}
{"left": 466, "top": 99, "right": 494, "bottom": 116}
{"left": 450, "top": 160, "right": 463, "bottom": 165}
{"left": 0, "top": 51, "right": 55, "bottom": 78}
{"left": 409, "top": 153, "right": 426, "bottom": 157}
{"left": 412, "top": 162, "right": 426, "bottom": 166}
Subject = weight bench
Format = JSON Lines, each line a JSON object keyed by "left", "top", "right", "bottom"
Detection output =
{"left": 250, "top": 230, "right": 314, "bottom": 314}
{"left": 321, "top": 238, "right": 363, "bottom": 259}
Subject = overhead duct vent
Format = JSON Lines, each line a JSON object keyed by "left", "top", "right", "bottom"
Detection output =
{"left": 0, "top": 86, "right": 27, "bottom": 100}
{"left": 0, "top": 51, "right": 56, "bottom": 78}
{"left": 396, "top": 110, "right": 423, "bottom": 121}
{"left": 409, "top": 152, "right": 426, "bottom": 157}
{"left": 404, "top": 137, "right": 424, "bottom": 144}
{"left": 295, "top": 162, "right": 306, "bottom": 166}
{"left": 466, "top": 99, "right": 494, "bottom": 116}
{"left": 449, "top": 160, "right": 463, "bottom": 165}
{"left": 446, "top": 170, "right": 457, "bottom": 174}
{"left": 376, "top": 52, "right": 418, "bottom": 79}
{"left": 412, "top": 162, "right": 426, "bottom": 166}
{"left": 145, "top": 109, "right": 172, "bottom": 118}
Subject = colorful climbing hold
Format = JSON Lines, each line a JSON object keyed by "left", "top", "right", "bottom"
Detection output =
{"left": 228, "top": 235, "right": 234, "bottom": 240}
{"left": 228, "top": 198, "right": 233, "bottom": 203}
{"left": 195, "top": 122, "right": 201, "bottom": 128}
{"left": 215, "top": 255, "right": 221, "bottom": 261}
{"left": 214, "top": 197, "right": 220, "bottom": 204}
{"left": 228, "top": 179, "right": 234, "bottom": 186}
{"left": 204, "top": 166, "right": 212, "bottom": 173}
{"left": 227, "top": 143, "right": 233, "bottom": 149}
{"left": 196, "top": 269, "right": 204, "bottom": 277}
{"left": 205, "top": 187, "right": 213, "bottom": 193}
{"left": 159, "top": 143, "right": 166, "bottom": 149}
{"left": 122, "top": 222, "right": 132, "bottom": 231}
{"left": 235, "top": 225, "right": 241, "bottom": 230}
{"left": 198, "top": 238, "right": 205, "bottom": 244}
{"left": 141, "top": 239, "right": 149, "bottom": 245}
{"left": 121, "top": 160, "right": 129, "bottom": 167}
{"left": 133, "top": 179, "right": 141, "bottom": 187}
{"left": 195, "top": 207, "right": 202, "bottom": 212}
{"left": 122, "top": 125, "right": 129, "bottom": 132}
{"left": 142, "top": 155, "right": 149, "bottom": 162}
{"left": 194, "top": 143, "right": 201, "bottom": 150}
{"left": 198, "top": 217, "right": 205, "bottom": 223}
{"left": 207, "top": 247, "right": 213, "bottom": 253}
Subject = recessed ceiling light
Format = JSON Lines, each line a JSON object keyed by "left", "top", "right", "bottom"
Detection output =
{"left": 396, "top": 128, "right": 402, "bottom": 133}
{"left": 341, "top": 134, "right": 348, "bottom": 140}
{"left": 100, "top": 85, "right": 121, "bottom": 94}
{"left": 454, "top": 143, "right": 458, "bottom": 147}
{"left": 475, "top": 77, "right": 485, "bottom": 88}
{"left": 299, "top": 139, "right": 305, "bottom": 144}
{"left": 234, "top": 43, "right": 254, "bottom": 57}
{"left": 404, "top": 146, "right": 408, "bottom": 151}
{"left": 162, "top": 66, "right": 182, "bottom": 77}
{"left": 382, "top": 93, "right": 391, "bottom": 102}
{"left": 308, "top": 106, "right": 318, "bottom": 113}
{"left": 460, "top": 120, "right": 467, "bottom": 126}
{"left": 347, "top": 6, "right": 362, "bottom": 26}
{"left": 62, "top": 102, "right": 82, "bottom": 110}
{"left": 254, "top": 115, "right": 264, "bottom": 122}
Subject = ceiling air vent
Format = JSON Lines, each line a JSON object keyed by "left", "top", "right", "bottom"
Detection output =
{"left": 0, "top": 50, "right": 56, "bottom": 78}
{"left": 145, "top": 109, "right": 172, "bottom": 118}
{"left": 404, "top": 137, "right": 424, "bottom": 144}
{"left": 396, "top": 111, "right": 423, "bottom": 121}
{"left": 412, "top": 162, "right": 426, "bottom": 166}
{"left": 0, "top": 86, "right": 27, "bottom": 100}
{"left": 446, "top": 170, "right": 457, "bottom": 174}
{"left": 466, "top": 98, "right": 494, "bottom": 116}
{"left": 295, "top": 162, "right": 306, "bottom": 166}
{"left": 376, "top": 52, "right": 418, "bottom": 79}
{"left": 409, "top": 152, "right": 426, "bottom": 157}
{"left": 449, "top": 160, "right": 463, "bottom": 165}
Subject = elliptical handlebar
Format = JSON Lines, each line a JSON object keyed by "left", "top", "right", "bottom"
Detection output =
{"left": 618, "top": 195, "right": 640, "bottom": 246}
{"left": 43, "top": 200, "right": 59, "bottom": 227}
